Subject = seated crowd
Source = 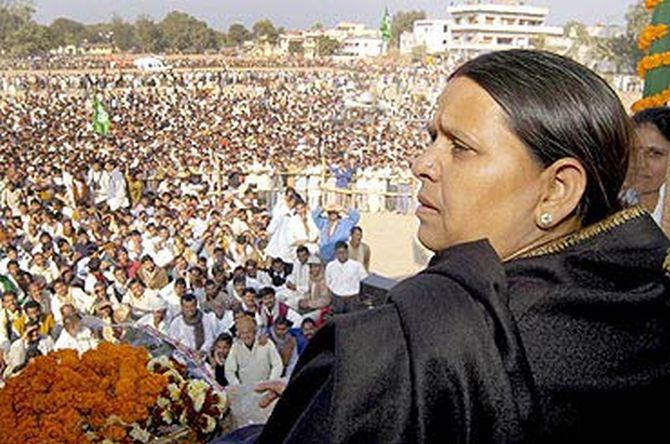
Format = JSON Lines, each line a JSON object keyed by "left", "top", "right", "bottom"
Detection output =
{"left": 0, "top": 167, "right": 373, "bottom": 387}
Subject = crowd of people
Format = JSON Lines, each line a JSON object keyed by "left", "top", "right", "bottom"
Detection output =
{"left": 0, "top": 54, "right": 337, "bottom": 72}
{"left": 0, "top": 56, "right": 455, "bottom": 387}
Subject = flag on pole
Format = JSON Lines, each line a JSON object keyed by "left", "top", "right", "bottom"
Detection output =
{"left": 93, "top": 96, "right": 110, "bottom": 136}
{"left": 380, "top": 7, "right": 392, "bottom": 43}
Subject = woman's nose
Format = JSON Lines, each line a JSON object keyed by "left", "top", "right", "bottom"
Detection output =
{"left": 412, "top": 148, "right": 439, "bottom": 182}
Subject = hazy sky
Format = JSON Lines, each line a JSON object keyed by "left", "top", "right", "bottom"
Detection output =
{"left": 33, "top": 0, "right": 639, "bottom": 30}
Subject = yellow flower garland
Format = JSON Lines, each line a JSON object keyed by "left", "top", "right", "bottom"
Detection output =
{"left": 637, "top": 51, "right": 670, "bottom": 77}
{"left": 639, "top": 24, "right": 669, "bottom": 51}
{"left": 632, "top": 86, "right": 670, "bottom": 112}
{"left": 646, "top": 0, "right": 666, "bottom": 10}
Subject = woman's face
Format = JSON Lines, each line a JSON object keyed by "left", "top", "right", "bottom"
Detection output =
{"left": 634, "top": 123, "right": 670, "bottom": 195}
{"left": 412, "top": 77, "right": 544, "bottom": 258}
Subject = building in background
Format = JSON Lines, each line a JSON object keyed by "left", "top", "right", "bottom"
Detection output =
{"left": 400, "top": 20, "right": 451, "bottom": 55}
{"left": 338, "top": 35, "right": 384, "bottom": 58}
{"left": 400, "top": 0, "right": 563, "bottom": 57}
{"left": 277, "top": 22, "right": 383, "bottom": 59}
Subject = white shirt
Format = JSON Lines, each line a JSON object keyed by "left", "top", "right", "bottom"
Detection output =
{"left": 159, "top": 281, "right": 183, "bottom": 319}
{"left": 211, "top": 310, "right": 235, "bottom": 337}
{"left": 287, "top": 259, "right": 310, "bottom": 294}
{"left": 52, "top": 287, "right": 95, "bottom": 323}
{"left": 54, "top": 327, "right": 99, "bottom": 355}
{"left": 4, "top": 336, "right": 55, "bottom": 378}
{"left": 224, "top": 338, "right": 283, "bottom": 386}
{"left": 136, "top": 314, "right": 169, "bottom": 335}
{"left": 652, "top": 183, "right": 666, "bottom": 226}
{"left": 122, "top": 289, "right": 164, "bottom": 319}
{"left": 29, "top": 261, "right": 60, "bottom": 285}
{"left": 167, "top": 311, "right": 219, "bottom": 353}
{"left": 325, "top": 259, "right": 368, "bottom": 297}
{"left": 286, "top": 214, "right": 319, "bottom": 260}
{"left": 245, "top": 271, "right": 272, "bottom": 291}
{"left": 259, "top": 302, "right": 303, "bottom": 330}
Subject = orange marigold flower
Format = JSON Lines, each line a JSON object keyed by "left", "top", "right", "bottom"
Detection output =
{"left": 638, "top": 24, "right": 669, "bottom": 51}
{"left": 646, "top": 0, "right": 667, "bottom": 10}
{"left": 0, "top": 343, "right": 168, "bottom": 443}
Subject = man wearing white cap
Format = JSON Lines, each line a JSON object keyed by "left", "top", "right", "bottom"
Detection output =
{"left": 136, "top": 296, "right": 170, "bottom": 334}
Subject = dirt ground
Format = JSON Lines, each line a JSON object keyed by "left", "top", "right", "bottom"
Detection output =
{"left": 358, "top": 212, "right": 431, "bottom": 280}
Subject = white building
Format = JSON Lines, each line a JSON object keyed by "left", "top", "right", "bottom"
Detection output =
{"left": 277, "top": 30, "right": 321, "bottom": 58}
{"left": 400, "top": 20, "right": 451, "bottom": 55}
{"left": 339, "top": 35, "right": 384, "bottom": 58}
{"left": 278, "top": 22, "right": 384, "bottom": 59}
{"left": 448, "top": 0, "right": 563, "bottom": 56}
{"left": 401, "top": 0, "right": 564, "bottom": 57}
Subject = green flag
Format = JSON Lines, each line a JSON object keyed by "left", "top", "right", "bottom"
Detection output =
{"left": 380, "top": 7, "right": 392, "bottom": 42}
{"left": 93, "top": 96, "right": 110, "bottom": 136}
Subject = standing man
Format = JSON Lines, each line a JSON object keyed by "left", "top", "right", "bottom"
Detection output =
{"left": 312, "top": 205, "right": 360, "bottom": 263}
{"left": 325, "top": 242, "right": 368, "bottom": 314}
{"left": 330, "top": 159, "right": 355, "bottom": 207}
{"left": 105, "top": 160, "right": 129, "bottom": 211}
{"left": 347, "top": 226, "right": 371, "bottom": 272}
{"left": 86, "top": 160, "right": 110, "bottom": 207}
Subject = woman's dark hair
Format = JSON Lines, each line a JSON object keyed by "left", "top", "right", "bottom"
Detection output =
{"left": 450, "top": 49, "right": 633, "bottom": 226}
{"left": 633, "top": 107, "right": 670, "bottom": 142}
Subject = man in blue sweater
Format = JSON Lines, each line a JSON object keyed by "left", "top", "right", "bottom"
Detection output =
{"left": 311, "top": 205, "right": 360, "bottom": 263}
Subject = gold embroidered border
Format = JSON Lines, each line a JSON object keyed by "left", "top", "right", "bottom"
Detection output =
{"left": 514, "top": 206, "right": 648, "bottom": 260}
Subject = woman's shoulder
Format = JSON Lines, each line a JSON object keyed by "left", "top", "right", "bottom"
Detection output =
{"left": 388, "top": 240, "right": 508, "bottom": 314}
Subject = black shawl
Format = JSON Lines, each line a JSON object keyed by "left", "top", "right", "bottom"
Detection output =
{"left": 260, "top": 241, "right": 537, "bottom": 443}
{"left": 259, "top": 207, "right": 670, "bottom": 443}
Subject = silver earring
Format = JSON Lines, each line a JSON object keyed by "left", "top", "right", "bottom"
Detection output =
{"left": 539, "top": 213, "right": 553, "bottom": 228}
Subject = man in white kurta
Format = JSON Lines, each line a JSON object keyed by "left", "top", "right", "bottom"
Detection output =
{"left": 167, "top": 294, "right": 219, "bottom": 354}
{"left": 105, "top": 162, "right": 129, "bottom": 211}
{"left": 225, "top": 317, "right": 283, "bottom": 386}
{"left": 285, "top": 202, "right": 319, "bottom": 262}
{"left": 54, "top": 314, "right": 99, "bottom": 355}
{"left": 86, "top": 162, "right": 110, "bottom": 206}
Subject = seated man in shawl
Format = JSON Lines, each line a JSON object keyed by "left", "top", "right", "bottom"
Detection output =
{"left": 167, "top": 293, "right": 219, "bottom": 356}
{"left": 224, "top": 315, "right": 283, "bottom": 386}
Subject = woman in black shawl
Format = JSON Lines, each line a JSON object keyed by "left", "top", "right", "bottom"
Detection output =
{"left": 230, "top": 50, "right": 670, "bottom": 443}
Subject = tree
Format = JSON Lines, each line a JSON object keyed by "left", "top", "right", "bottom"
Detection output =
{"left": 252, "top": 19, "right": 279, "bottom": 44}
{"left": 84, "top": 23, "right": 113, "bottom": 44}
{"left": 606, "top": 2, "right": 652, "bottom": 73}
{"left": 160, "top": 11, "right": 218, "bottom": 52}
{"left": 111, "top": 14, "right": 136, "bottom": 51}
{"left": 6, "top": 21, "right": 52, "bottom": 55}
{"left": 390, "top": 10, "right": 426, "bottom": 48}
{"left": 310, "top": 22, "right": 324, "bottom": 31}
{"left": 49, "top": 17, "right": 87, "bottom": 46}
{"left": 227, "top": 23, "right": 252, "bottom": 46}
{"left": 316, "top": 36, "right": 340, "bottom": 57}
{"left": 0, "top": 0, "right": 35, "bottom": 47}
{"left": 135, "top": 15, "right": 164, "bottom": 53}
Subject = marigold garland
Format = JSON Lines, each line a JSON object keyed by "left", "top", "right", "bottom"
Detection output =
{"left": 637, "top": 51, "right": 670, "bottom": 77}
{"left": 639, "top": 24, "right": 669, "bottom": 51}
{"left": 646, "top": 0, "right": 666, "bottom": 10}
{"left": 0, "top": 343, "right": 168, "bottom": 443}
{"left": 632, "top": 86, "right": 670, "bottom": 112}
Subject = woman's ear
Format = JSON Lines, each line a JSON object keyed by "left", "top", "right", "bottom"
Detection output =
{"left": 535, "top": 158, "right": 587, "bottom": 229}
